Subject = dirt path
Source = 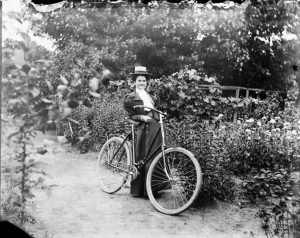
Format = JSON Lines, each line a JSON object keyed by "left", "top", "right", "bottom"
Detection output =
{"left": 24, "top": 131, "right": 265, "bottom": 238}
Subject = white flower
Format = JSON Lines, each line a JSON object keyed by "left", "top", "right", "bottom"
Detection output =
{"left": 257, "top": 121, "right": 262, "bottom": 127}
{"left": 286, "top": 136, "right": 292, "bottom": 140}
{"left": 237, "top": 120, "right": 242, "bottom": 125}
{"left": 292, "top": 130, "right": 297, "bottom": 135}
{"left": 283, "top": 122, "right": 291, "bottom": 128}
{"left": 264, "top": 131, "right": 271, "bottom": 136}
{"left": 262, "top": 116, "right": 267, "bottom": 120}
{"left": 270, "top": 119, "right": 276, "bottom": 124}
{"left": 245, "top": 129, "right": 251, "bottom": 133}
{"left": 246, "top": 118, "right": 254, "bottom": 123}
{"left": 57, "top": 136, "right": 67, "bottom": 144}
{"left": 271, "top": 129, "right": 276, "bottom": 132}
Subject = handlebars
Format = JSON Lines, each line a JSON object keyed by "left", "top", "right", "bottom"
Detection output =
{"left": 61, "top": 116, "right": 80, "bottom": 125}
{"left": 133, "top": 105, "right": 167, "bottom": 116}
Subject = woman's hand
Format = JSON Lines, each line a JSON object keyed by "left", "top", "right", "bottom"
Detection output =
{"left": 141, "top": 115, "right": 152, "bottom": 122}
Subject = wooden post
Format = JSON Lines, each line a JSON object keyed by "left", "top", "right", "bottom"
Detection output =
{"left": 246, "top": 89, "right": 250, "bottom": 117}
{"left": 246, "top": 89, "right": 249, "bottom": 98}
{"left": 233, "top": 88, "right": 240, "bottom": 123}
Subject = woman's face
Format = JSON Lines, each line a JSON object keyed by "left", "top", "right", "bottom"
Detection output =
{"left": 135, "top": 75, "right": 147, "bottom": 90}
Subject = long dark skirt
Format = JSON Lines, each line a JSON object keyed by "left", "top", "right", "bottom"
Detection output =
{"left": 130, "top": 118, "right": 162, "bottom": 197}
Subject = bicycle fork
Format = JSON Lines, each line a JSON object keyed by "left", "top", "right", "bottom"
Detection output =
{"left": 159, "top": 114, "right": 172, "bottom": 181}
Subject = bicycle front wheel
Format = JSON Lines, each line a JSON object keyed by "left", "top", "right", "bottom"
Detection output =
{"left": 97, "top": 137, "right": 131, "bottom": 194}
{"left": 146, "top": 147, "right": 202, "bottom": 215}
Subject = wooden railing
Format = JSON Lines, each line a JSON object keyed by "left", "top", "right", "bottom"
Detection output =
{"left": 197, "top": 84, "right": 286, "bottom": 122}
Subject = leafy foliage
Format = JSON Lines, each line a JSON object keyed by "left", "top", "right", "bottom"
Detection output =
{"left": 163, "top": 88, "right": 300, "bottom": 204}
{"left": 146, "top": 68, "right": 286, "bottom": 121}
{"left": 259, "top": 197, "right": 300, "bottom": 238}
{"left": 56, "top": 92, "right": 130, "bottom": 153}
{"left": 1, "top": 131, "right": 46, "bottom": 226}
{"left": 243, "top": 0, "right": 299, "bottom": 90}
{"left": 165, "top": 116, "right": 236, "bottom": 202}
{"left": 1, "top": 41, "right": 52, "bottom": 227}
{"left": 34, "top": 1, "right": 300, "bottom": 92}
{"left": 42, "top": 42, "right": 105, "bottom": 97}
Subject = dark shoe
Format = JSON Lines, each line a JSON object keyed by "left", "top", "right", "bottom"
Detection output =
{"left": 145, "top": 192, "right": 161, "bottom": 199}
{"left": 131, "top": 193, "right": 143, "bottom": 197}
{"left": 153, "top": 192, "right": 161, "bottom": 199}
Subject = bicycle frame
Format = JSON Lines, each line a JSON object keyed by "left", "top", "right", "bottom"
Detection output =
{"left": 107, "top": 132, "right": 132, "bottom": 163}
{"left": 98, "top": 106, "right": 203, "bottom": 215}
{"left": 108, "top": 126, "right": 161, "bottom": 171}
{"left": 131, "top": 106, "right": 171, "bottom": 180}
{"left": 107, "top": 105, "right": 171, "bottom": 180}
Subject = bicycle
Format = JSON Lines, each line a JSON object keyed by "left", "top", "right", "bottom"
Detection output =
{"left": 97, "top": 105, "right": 203, "bottom": 215}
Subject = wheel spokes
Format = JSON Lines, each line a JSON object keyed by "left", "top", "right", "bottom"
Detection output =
{"left": 150, "top": 151, "right": 199, "bottom": 211}
{"left": 98, "top": 138, "right": 130, "bottom": 193}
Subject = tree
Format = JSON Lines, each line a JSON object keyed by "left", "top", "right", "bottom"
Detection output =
{"left": 191, "top": 4, "right": 248, "bottom": 86}
{"left": 243, "top": 0, "right": 298, "bottom": 91}
{"left": 29, "top": 0, "right": 300, "bottom": 96}
{"left": 34, "top": 3, "right": 202, "bottom": 80}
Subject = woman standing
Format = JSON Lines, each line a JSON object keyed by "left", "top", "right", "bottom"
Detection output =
{"left": 123, "top": 66, "right": 162, "bottom": 197}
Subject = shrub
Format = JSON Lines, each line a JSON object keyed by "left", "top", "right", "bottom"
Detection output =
{"left": 255, "top": 86, "right": 300, "bottom": 237}
{"left": 163, "top": 91, "right": 300, "bottom": 204}
{"left": 146, "top": 68, "right": 286, "bottom": 123}
{"left": 259, "top": 197, "right": 300, "bottom": 238}
{"left": 56, "top": 92, "right": 130, "bottom": 153}
{"left": 90, "top": 93, "right": 130, "bottom": 150}
{"left": 165, "top": 116, "right": 236, "bottom": 202}
{"left": 2, "top": 63, "right": 52, "bottom": 229}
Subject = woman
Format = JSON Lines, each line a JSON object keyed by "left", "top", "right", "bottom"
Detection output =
{"left": 124, "top": 66, "right": 162, "bottom": 197}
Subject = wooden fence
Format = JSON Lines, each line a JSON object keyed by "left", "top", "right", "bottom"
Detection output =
{"left": 197, "top": 84, "right": 286, "bottom": 122}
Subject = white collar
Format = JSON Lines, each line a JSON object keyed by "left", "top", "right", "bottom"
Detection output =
{"left": 136, "top": 88, "right": 147, "bottom": 94}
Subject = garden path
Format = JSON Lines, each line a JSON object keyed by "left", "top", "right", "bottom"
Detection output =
{"left": 26, "top": 131, "right": 265, "bottom": 238}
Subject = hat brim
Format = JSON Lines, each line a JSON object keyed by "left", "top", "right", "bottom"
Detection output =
{"left": 129, "top": 71, "right": 151, "bottom": 75}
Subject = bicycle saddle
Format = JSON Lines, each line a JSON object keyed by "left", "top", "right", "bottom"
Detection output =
{"left": 125, "top": 117, "right": 140, "bottom": 125}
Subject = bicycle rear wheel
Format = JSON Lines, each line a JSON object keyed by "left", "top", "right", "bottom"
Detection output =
{"left": 97, "top": 137, "right": 131, "bottom": 194}
{"left": 146, "top": 147, "right": 202, "bottom": 215}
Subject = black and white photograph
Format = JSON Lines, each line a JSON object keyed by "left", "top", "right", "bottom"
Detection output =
{"left": 1, "top": 0, "right": 300, "bottom": 237}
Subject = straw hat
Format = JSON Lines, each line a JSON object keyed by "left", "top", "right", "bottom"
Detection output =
{"left": 129, "top": 66, "right": 151, "bottom": 76}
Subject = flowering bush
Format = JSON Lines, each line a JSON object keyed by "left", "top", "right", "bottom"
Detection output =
{"left": 56, "top": 92, "right": 130, "bottom": 153}
{"left": 259, "top": 197, "right": 300, "bottom": 238}
{"left": 234, "top": 100, "right": 299, "bottom": 199}
{"left": 90, "top": 93, "right": 130, "bottom": 150}
{"left": 165, "top": 117, "right": 237, "bottom": 202}
{"left": 146, "top": 68, "right": 286, "bottom": 122}
{"left": 164, "top": 88, "right": 300, "bottom": 204}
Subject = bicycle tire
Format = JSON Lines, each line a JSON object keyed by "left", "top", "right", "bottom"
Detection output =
{"left": 146, "top": 147, "right": 202, "bottom": 215}
{"left": 97, "top": 137, "right": 131, "bottom": 194}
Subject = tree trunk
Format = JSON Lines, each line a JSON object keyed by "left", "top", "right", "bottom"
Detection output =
{"left": 295, "top": 78, "right": 300, "bottom": 110}
{"left": 20, "top": 140, "right": 26, "bottom": 227}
